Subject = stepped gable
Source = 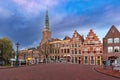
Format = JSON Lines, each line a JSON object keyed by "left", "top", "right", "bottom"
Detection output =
{"left": 84, "top": 29, "right": 101, "bottom": 44}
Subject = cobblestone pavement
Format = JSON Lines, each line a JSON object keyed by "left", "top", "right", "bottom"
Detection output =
{"left": 0, "top": 64, "right": 119, "bottom": 80}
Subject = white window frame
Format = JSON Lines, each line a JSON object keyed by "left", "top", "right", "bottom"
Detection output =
{"left": 108, "top": 46, "right": 113, "bottom": 53}
{"left": 114, "top": 38, "right": 119, "bottom": 43}
{"left": 107, "top": 38, "right": 113, "bottom": 43}
{"left": 114, "top": 46, "right": 119, "bottom": 53}
{"left": 96, "top": 48, "right": 100, "bottom": 54}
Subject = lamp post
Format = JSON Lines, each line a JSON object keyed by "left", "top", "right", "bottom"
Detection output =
{"left": 16, "top": 42, "right": 20, "bottom": 67}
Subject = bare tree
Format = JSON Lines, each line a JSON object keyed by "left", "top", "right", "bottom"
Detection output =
{"left": 39, "top": 42, "right": 51, "bottom": 63}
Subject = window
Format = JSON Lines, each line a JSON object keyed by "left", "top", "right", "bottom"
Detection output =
{"left": 67, "top": 49, "right": 69, "bottom": 53}
{"left": 91, "top": 56, "right": 94, "bottom": 64}
{"left": 78, "top": 43, "right": 81, "bottom": 47}
{"left": 72, "top": 50, "right": 74, "bottom": 54}
{"left": 75, "top": 44, "right": 77, "bottom": 47}
{"left": 114, "top": 38, "right": 119, "bottom": 43}
{"left": 61, "top": 49, "right": 63, "bottom": 53}
{"left": 107, "top": 38, "right": 112, "bottom": 43}
{"left": 114, "top": 46, "right": 119, "bottom": 52}
{"left": 57, "top": 43, "right": 60, "bottom": 47}
{"left": 95, "top": 41, "right": 98, "bottom": 45}
{"left": 84, "top": 48, "right": 88, "bottom": 53}
{"left": 75, "top": 49, "right": 77, "bottom": 54}
{"left": 112, "top": 30, "right": 114, "bottom": 33}
{"left": 55, "top": 50, "right": 57, "bottom": 54}
{"left": 108, "top": 47, "right": 113, "bottom": 53}
{"left": 79, "top": 50, "right": 81, "bottom": 54}
{"left": 72, "top": 44, "right": 74, "bottom": 47}
{"left": 96, "top": 48, "right": 100, "bottom": 54}
{"left": 64, "top": 49, "right": 66, "bottom": 53}
{"left": 84, "top": 56, "right": 87, "bottom": 63}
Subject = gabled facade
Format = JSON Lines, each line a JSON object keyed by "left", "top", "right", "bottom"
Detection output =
{"left": 70, "top": 30, "right": 84, "bottom": 64}
{"left": 103, "top": 25, "right": 120, "bottom": 65}
{"left": 49, "top": 36, "right": 71, "bottom": 62}
{"left": 38, "top": 10, "right": 103, "bottom": 65}
{"left": 81, "top": 29, "right": 103, "bottom": 65}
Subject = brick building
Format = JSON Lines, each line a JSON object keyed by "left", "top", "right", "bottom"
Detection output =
{"left": 103, "top": 25, "right": 120, "bottom": 65}
{"left": 70, "top": 30, "right": 84, "bottom": 64}
{"left": 39, "top": 9, "right": 103, "bottom": 65}
{"left": 19, "top": 48, "right": 40, "bottom": 65}
{"left": 81, "top": 29, "right": 103, "bottom": 65}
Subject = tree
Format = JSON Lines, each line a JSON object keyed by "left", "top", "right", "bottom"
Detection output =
{"left": 39, "top": 42, "right": 51, "bottom": 63}
{"left": 0, "top": 37, "right": 13, "bottom": 64}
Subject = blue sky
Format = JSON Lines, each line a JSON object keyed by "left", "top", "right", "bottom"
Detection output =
{"left": 0, "top": 0, "right": 120, "bottom": 49}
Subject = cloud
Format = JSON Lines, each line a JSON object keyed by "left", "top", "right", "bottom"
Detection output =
{"left": 0, "top": 0, "right": 120, "bottom": 49}
{"left": 12, "top": 0, "right": 64, "bottom": 16}
{"left": 0, "top": 7, "right": 13, "bottom": 19}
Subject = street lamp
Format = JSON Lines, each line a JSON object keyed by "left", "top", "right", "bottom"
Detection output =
{"left": 16, "top": 42, "right": 20, "bottom": 67}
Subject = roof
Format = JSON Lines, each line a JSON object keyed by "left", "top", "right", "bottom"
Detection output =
{"left": 63, "top": 36, "right": 71, "bottom": 40}
{"left": 104, "top": 25, "right": 120, "bottom": 38}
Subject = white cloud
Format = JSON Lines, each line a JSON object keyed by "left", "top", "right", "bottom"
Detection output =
{"left": 0, "top": 7, "right": 13, "bottom": 19}
{"left": 12, "top": 0, "right": 61, "bottom": 16}
{"left": 19, "top": 41, "right": 39, "bottom": 50}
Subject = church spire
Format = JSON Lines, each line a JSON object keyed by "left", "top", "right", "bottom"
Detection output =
{"left": 40, "top": 7, "right": 51, "bottom": 45}
{"left": 43, "top": 7, "right": 50, "bottom": 31}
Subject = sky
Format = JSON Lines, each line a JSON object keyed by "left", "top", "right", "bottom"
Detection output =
{"left": 0, "top": 0, "right": 120, "bottom": 50}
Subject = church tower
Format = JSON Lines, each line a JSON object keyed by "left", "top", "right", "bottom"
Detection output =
{"left": 40, "top": 8, "right": 51, "bottom": 45}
